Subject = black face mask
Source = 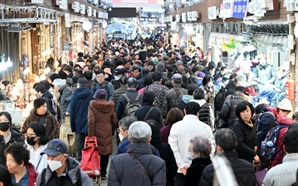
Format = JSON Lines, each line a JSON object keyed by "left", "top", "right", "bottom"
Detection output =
{"left": 0, "top": 122, "right": 10, "bottom": 132}
{"left": 27, "top": 137, "right": 37, "bottom": 146}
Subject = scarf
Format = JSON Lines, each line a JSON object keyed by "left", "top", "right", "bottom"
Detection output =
{"left": 245, "top": 120, "right": 254, "bottom": 128}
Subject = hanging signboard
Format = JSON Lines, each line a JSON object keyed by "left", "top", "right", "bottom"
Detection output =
{"left": 232, "top": 0, "right": 249, "bottom": 18}
{"left": 182, "top": 12, "right": 187, "bottom": 22}
{"left": 219, "top": 0, "right": 234, "bottom": 18}
{"left": 208, "top": 6, "right": 217, "bottom": 20}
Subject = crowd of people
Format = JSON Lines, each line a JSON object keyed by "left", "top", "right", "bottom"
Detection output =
{"left": 0, "top": 37, "right": 298, "bottom": 186}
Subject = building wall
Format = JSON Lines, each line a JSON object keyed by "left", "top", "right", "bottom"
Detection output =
{"left": 167, "top": 0, "right": 289, "bottom": 23}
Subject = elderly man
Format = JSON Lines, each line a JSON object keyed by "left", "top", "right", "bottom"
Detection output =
{"left": 35, "top": 139, "right": 92, "bottom": 185}
{"left": 199, "top": 129, "right": 255, "bottom": 186}
{"left": 108, "top": 121, "right": 166, "bottom": 186}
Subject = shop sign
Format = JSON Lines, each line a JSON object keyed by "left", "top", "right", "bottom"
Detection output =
{"left": 72, "top": 2, "right": 80, "bottom": 13}
{"left": 208, "top": 6, "right": 217, "bottom": 20}
{"left": 65, "top": 13, "right": 71, "bottom": 28}
{"left": 93, "top": 10, "right": 97, "bottom": 17}
{"left": 247, "top": 0, "right": 266, "bottom": 16}
{"left": 80, "top": 4, "right": 86, "bottom": 15}
{"left": 169, "top": 15, "right": 173, "bottom": 22}
{"left": 87, "top": 6, "right": 92, "bottom": 17}
{"left": 219, "top": 0, "right": 234, "bottom": 18}
{"left": 176, "top": 14, "right": 180, "bottom": 22}
{"left": 182, "top": 12, "right": 187, "bottom": 22}
{"left": 58, "top": 0, "right": 68, "bottom": 10}
{"left": 232, "top": 0, "right": 248, "bottom": 18}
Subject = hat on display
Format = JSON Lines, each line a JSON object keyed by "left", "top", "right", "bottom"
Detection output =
{"left": 277, "top": 98, "right": 293, "bottom": 112}
{"left": 243, "top": 86, "right": 258, "bottom": 96}
{"left": 41, "top": 139, "right": 67, "bottom": 156}
{"left": 172, "top": 73, "right": 183, "bottom": 84}
{"left": 93, "top": 89, "right": 107, "bottom": 99}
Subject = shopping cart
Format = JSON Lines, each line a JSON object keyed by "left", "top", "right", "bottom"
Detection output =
{"left": 80, "top": 136, "right": 101, "bottom": 185}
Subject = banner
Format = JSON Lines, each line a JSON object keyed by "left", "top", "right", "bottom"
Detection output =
{"left": 232, "top": 0, "right": 249, "bottom": 18}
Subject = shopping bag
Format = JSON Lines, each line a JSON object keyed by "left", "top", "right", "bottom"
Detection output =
{"left": 255, "top": 163, "right": 268, "bottom": 186}
{"left": 80, "top": 136, "right": 101, "bottom": 176}
{"left": 59, "top": 116, "right": 76, "bottom": 155}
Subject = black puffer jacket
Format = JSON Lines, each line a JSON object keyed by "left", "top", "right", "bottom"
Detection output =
{"left": 0, "top": 129, "right": 24, "bottom": 165}
{"left": 233, "top": 118, "right": 257, "bottom": 163}
{"left": 199, "top": 103, "right": 211, "bottom": 127}
{"left": 199, "top": 151, "right": 256, "bottom": 186}
{"left": 220, "top": 92, "right": 244, "bottom": 128}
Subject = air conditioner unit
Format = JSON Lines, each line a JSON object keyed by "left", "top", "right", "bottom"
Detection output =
{"left": 80, "top": 4, "right": 86, "bottom": 14}
{"left": 87, "top": 6, "right": 92, "bottom": 17}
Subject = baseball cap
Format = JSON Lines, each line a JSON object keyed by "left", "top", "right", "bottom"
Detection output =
{"left": 41, "top": 139, "right": 67, "bottom": 156}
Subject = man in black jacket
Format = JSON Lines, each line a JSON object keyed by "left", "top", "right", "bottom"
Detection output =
{"left": 199, "top": 129, "right": 256, "bottom": 186}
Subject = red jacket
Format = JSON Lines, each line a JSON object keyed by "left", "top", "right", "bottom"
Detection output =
{"left": 27, "top": 162, "right": 38, "bottom": 186}
{"left": 271, "top": 114, "right": 293, "bottom": 167}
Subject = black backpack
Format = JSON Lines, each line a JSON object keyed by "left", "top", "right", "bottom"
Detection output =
{"left": 214, "top": 86, "right": 227, "bottom": 111}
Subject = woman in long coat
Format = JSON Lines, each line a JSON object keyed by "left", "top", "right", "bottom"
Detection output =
{"left": 88, "top": 89, "right": 118, "bottom": 180}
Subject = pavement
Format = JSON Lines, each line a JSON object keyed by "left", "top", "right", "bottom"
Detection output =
{"left": 91, "top": 135, "right": 117, "bottom": 186}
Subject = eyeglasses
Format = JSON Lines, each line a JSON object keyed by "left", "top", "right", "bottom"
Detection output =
{"left": 96, "top": 75, "right": 104, "bottom": 78}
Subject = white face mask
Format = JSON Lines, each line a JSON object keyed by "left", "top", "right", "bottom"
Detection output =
{"left": 48, "top": 155, "right": 64, "bottom": 172}
{"left": 114, "top": 75, "right": 120, "bottom": 81}
{"left": 207, "top": 82, "right": 213, "bottom": 87}
{"left": 105, "top": 74, "right": 109, "bottom": 79}
{"left": 118, "top": 134, "right": 124, "bottom": 142}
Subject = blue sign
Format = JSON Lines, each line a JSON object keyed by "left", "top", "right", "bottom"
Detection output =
{"left": 232, "top": 0, "right": 248, "bottom": 18}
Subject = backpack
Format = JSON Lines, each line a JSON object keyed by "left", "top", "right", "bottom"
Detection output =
{"left": 123, "top": 93, "right": 142, "bottom": 117}
{"left": 40, "top": 166, "right": 81, "bottom": 186}
{"left": 255, "top": 111, "right": 276, "bottom": 136}
{"left": 50, "top": 98, "right": 57, "bottom": 115}
{"left": 214, "top": 86, "right": 227, "bottom": 111}
{"left": 261, "top": 124, "right": 289, "bottom": 160}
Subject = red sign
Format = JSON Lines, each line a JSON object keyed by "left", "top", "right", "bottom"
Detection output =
{"left": 112, "top": 0, "right": 163, "bottom": 5}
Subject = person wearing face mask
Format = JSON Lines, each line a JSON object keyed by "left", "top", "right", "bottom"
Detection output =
{"left": 88, "top": 89, "right": 118, "bottom": 180}
{"left": 184, "top": 136, "right": 212, "bottom": 186}
{"left": 199, "top": 129, "right": 256, "bottom": 186}
{"left": 5, "top": 142, "right": 38, "bottom": 186}
{"left": 199, "top": 75, "right": 215, "bottom": 104}
{"left": 35, "top": 139, "right": 92, "bottom": 186}
{"left": 25, "top": 122, "right": 49, "bottom": 174}
{"left": 21, "top": 98, "right": 59, "bottom": 140}
{"left": 91, "top": 69, "right": 114, "bottom": 102}
{"left": 0, "top": 112, "right": 23, "bottom": 165}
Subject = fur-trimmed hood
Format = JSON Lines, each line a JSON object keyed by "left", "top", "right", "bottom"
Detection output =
{"left": 90, "top": 100, "right": 114, "bottom": 113}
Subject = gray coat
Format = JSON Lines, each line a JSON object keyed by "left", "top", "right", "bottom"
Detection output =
{"left": 59, "top": 84, "right": 73, "bottom": 123}
{"left": 262, "top": 153, "right": 298, "bottom": 186}
{"left": 108, "top": 143, "right": 166, "bottom": 186}
{"left": 35, "top": 157, "right": 92, "bottom": 186}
